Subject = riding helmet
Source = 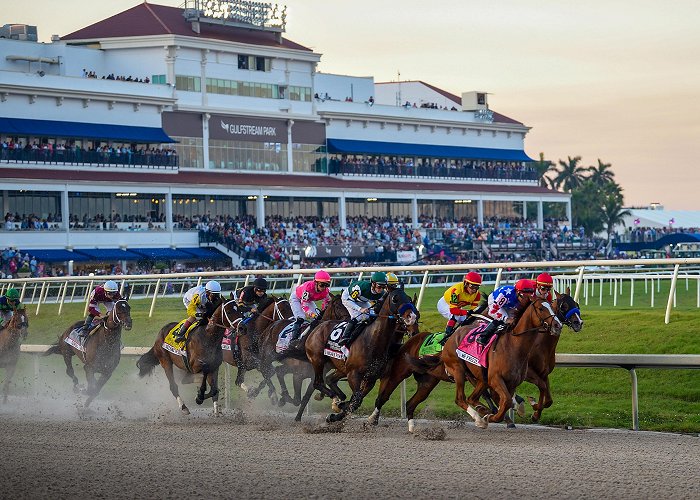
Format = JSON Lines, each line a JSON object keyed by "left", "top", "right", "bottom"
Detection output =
{"left": 103, "top": 280, "right": 119, "bottom": 293}
{"left": 205, "top": 280, "right": 222, "bottom": 293}
{"left": 5, "top": 288, "right": 20, "bottom": 300}
{"left": 314, "top": 270, "right": 331, "bottom": 283}
{"left": 253, "top": 277, "right": 269, "bottom": 290}
{"left": 371, "top": 271, "right": 388, "bottom": 285}
{"left": 463, "top": 271, "right": 482, "bottom": 286}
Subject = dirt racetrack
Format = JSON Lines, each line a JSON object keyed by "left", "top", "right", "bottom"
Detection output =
{"left": 1, "top": 395, "right": 698, "bottom": 500}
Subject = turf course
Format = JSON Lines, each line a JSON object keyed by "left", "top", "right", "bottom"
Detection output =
{"left": 8, "top": 278, "right": 700, "bottom": 433}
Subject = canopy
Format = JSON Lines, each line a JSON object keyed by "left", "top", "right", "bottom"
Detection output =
{"left": 21, "top": 249, "right": 89, "bottom": 262}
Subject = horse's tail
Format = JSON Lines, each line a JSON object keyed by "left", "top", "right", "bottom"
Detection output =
{"left": 137, "top": 347, "right": 159, "bottom": 378}
{"left": 404, "top": 353, "right": 441, "bottom": 374}
{"left": 43, "top": 342, "right": 62, "bottom": 357}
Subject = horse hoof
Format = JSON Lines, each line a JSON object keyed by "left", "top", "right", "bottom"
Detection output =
{"left": 331, "top": 398, "right": 342, "bottom": 413}
{"left": 507, "top": 422, "right": 516, "bottom": 429}
{"left": 195, "top": 397, "right": 203, "bottom": 405}
{"left": 181, "top": 405, "right": 190, "bottom": 415}
{"left": 515, "top": 401, "right": 526, "bottom": 418}
{"left": 326, "top": 413, "right": 343, "bottom": 423}
{"left": 313, "top": 393, "right": 324, "bottom": 401}
{"left": 408, "top": 419, "right": 415, "bottom": 433}
{"left": 531, "top": 414, "right": 541, "bottom": 423}
{"left": 527, "top": 396, "right": 537, "bottom": 408}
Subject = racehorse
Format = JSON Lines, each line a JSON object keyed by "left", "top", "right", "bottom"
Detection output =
{"left": 525, "top": 289, "right": 582, "bottom": 421}
{"left": 441, "top": 296, "right": 562, "bottom": 428}
{"left": 369, "top": 290, "right": 582, "bottom": 431}
{"left": 0, "top": 307, "right": 29, "bottom": 403}
{"left": 45, "top": 299, "right": 132, "bottom": 407}
{"left": 305, "top": 287, "right": 418, "bottom": 423}
{"left": 137, "top": 299, "right": 241, "bottom": 415}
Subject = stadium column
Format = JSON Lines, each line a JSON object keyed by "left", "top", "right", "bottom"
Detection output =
{"left": 61, "top": 188, "right": 69, "bottom": 232}
{"left": 338, "top": 193, "right": 347, "bottom": 229}
{"left": 477, "top": 199, "right": 484, "bottom": 225}
{"left": 2, "top": 190, "right": 9, "bottom": 220}
{"left": 412, "top": 196, "right": 419, "bottom": 229}
{"left": 523, "top": 201, "right": 527, "bottom": 221}
{"left": 566, "top": 200, "right": 572, "bottom": 225}
{"left": 203, "top": 113, "right": 210, "bottom": 169}
{"left": 256, "top": 191, "right": 265, "bottom": 229}
{"left": 287, "top": 120, "right": 294, "bottom": 173}
{"left": 537, "top": 200, "right": 544, "bottom": 229}
{"left": 165, "top": 191, "right": 173, "bottom": 240}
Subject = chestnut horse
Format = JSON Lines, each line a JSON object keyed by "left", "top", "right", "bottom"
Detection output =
{"left": 0, "top": 307, "right": 29, "bottom": 403}
{"left": 369, "top": 290, "right": 582, "bottom": 432}
{"left": 441, "top": 296, "right": 562, "bottom": 428}
{"left": 45, "top": 299, "right": 132, "bottom": 407}
{"left": 306, "top": 288, "right": 419, "bottom": 423}
{"left": 137, "top": 299, "right": 241, "bottom": 415}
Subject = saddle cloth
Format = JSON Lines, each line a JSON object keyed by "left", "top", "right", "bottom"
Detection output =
{"left": 275, "top": 321, "right": 312, "bottom": 353}
{"left": 64, "top": 325, "right": 124, "bottom": 354}
{"left": 221, "top": 328, "right": 233, "bottom": 351}
{"left": 323, "top": 321, "right": 350, "bottom": 360}
{"left": 162, "top": 320, "right": 197, "bottom": 357}
{"left": 456, "top": 321, "right": 497, "bottom": 368}
{"left": 418, "top": 332, "right": 447, "bottom": 357}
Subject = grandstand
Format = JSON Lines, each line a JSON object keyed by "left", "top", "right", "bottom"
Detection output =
{"left": 0, "top": 0, "right": 571, "bottom": 274}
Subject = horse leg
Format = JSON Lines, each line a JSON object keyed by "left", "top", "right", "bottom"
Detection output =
{"left": 311, "top": 359, "right": 336, "bottom": 400}
{"left": 326, "top": 370, "right": 347, "bottom": 413}
{"left": 207, "top": 371, "right": 222, "bottom": 416}
{"left": 161, "top": 357, "right": 188, "bottom": 415}
{"left": 403, "top": 375, "right": 441, "bottom": 433}
{"left": 526, "top": 368, "right": 549, "bottom": 422}
{"left": 84, "top": 365, "right": 97, "bottom": 397}
{"left": 275, "top": 363, "right": 293, "bottom": 407}
{"left": 2, "top": 360, "right": 17, "bottom": 403}
{"left": 195, "top": 371, "right": 208, "bottom": 405}
{"left": 368, "top": 360, "right": 413, "bottom": 427}
{"left": 486, "top": 375, "right": 513, "bottom": 424}
{"left": 84, "top": 370, "right": 114, "bottom": 408}
{"left": 234, "top": 367, "right": 249, "bottom": 393}
{"left": 338, "top": 371, "right": 370, "bottom": 419}
{"left": 63, "top": 351, "right": 80, "bottom": 392}
{"left": 294, "top": 379, "right": 316, "bottom": 422}
{"left": 459, "top": 367, "right": 489, "bottom": 429}
{"left": 483, "top": 389, "right": 516, "bottom": 428}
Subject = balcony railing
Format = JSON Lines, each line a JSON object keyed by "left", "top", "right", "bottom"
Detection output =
{"left": 329, "top": 161, "right": 538, "bottom": 182}
{"left": 0, "top": 148, "right": 178, "bottom": 170}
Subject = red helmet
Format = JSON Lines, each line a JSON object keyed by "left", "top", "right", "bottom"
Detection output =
{"left": 515, "top": 279, "right": 536, "bottom": 293}
{"left": 536, "top": 273, "right": 553, "bottom": 286}
{"left": 314, "top": 270, "right": 331, "bottom": 283}
{"left": 464, "top": 271, "right": 482, "bottom": 286}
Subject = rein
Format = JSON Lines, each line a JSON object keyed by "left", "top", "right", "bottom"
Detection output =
{"left": 510, "top": 303, "right": 558, "bottom": 337}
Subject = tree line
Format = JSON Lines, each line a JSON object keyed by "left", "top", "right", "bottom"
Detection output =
{"left": 534, "top": 154, "right": 630, "bottom": 239}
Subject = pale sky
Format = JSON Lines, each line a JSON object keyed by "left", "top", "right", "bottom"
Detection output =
{"left": 11, "top": 0, "right": 700, "bottom": 209}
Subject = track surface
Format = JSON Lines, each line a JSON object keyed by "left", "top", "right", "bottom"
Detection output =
{"left": 1, "top": 400, "right": 698, "bottom": 500}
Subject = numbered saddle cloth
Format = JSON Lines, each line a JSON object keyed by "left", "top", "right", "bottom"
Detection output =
{"left": 275, "top": 321, "right": 313, "bottom": 353}
{"left": 162, "top": 320, "right": 197, "bottom": 357}
{"left": 323, "top": 321, "right": 350, "bottom": 360}
{"left": 455, "top": 321, "right": 497, "bottom": 368}
{"left": 418, "top": 332, "right": 447, "bottom": 357}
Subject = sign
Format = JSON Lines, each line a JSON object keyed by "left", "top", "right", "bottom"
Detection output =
{"left": 209, "top": 115, "right": 287, "bottom": 142}
{"left": 196, "top": 0, "right": 287, "bottom": 30}
{"left": 396, "top": 250, "right": 417, "bottom": 263}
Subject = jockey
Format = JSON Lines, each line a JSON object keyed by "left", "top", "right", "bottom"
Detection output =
{"left": 288, "top": 270, "right": 331, "bottom": 342}
{"left": 236, "top": 277, "right": 269, "bottom": 337}
{"left": 174, "top": 280, "right": 222, "bottom": 342}
{"left": 386, "top": 272, "right": 400, "bottom": 291}
{"left": 476, "top": 278, "right": 536, "bottom": 345}
{"left": 79, "top": 281, "right": 121, "bottom": 339}
{"left": 438, "top": 271, "right": 482, "bottom": 345}
{"left": 0, "top": 288, "right": 22, "bottom": 330}
{"left": 338, "top": 271, "right": 388, "bottom": 347}
{"left": 535, "top": 272, "right": 555, "bottom": 302}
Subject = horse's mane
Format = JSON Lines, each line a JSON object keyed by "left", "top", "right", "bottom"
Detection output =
{"left": 509, "top": 299, "right": 533, "bottom": 330}
{"left": 258, "top": 295, "right": 277, "bottom": 312}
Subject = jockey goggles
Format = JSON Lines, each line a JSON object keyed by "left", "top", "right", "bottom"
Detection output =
{"left": 316, "top": 281, "right": 330, "bottom": 289}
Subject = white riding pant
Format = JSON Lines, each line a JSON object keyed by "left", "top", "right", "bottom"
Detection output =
{"left": 341, "top": 289, "right": 372, "bottom": 322}
{"left": 289, "top": 287, "right": 318, "bottom": 320}
{"left": 436, "top": 297, "right": 468, "bottom": 322}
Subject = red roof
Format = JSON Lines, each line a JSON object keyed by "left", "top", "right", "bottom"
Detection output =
{"left": 0, "top": 167, "right": 559, "bottom": 196}
{"left": 376, "top": 80, "right": 522, "bottom": 125}
{"left": 61, "top": 2, "right": 311, "bottom": 52}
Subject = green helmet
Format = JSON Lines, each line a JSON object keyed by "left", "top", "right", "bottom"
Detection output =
{"left": 370, "top": 272, "right": 388, "bottom": 285}
{"left": 5, "top": 288, "right": 20, "bottom": 301}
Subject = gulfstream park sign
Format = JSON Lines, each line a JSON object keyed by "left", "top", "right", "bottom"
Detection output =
{"left": 221, "top": 120, "right": 277, "bottom": 137}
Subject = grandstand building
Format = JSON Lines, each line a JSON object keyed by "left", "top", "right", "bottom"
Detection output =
{"left": 0, "top": 0, "right": 570, "bottom": 268}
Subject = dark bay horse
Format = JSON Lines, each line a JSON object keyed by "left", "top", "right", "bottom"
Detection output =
{"left": 441, "top": 296, "right": 562, "bottom": 428}
{"left": 137, "top": 299, "right": 241, "bottom": 416}
{"left": 45, "top": 299, "right": 132, "bottom": 407}
{"left": 0, "top": 308, "right": 29, "bottom": 403}
{"left": 370, "top": 290, "right": 583, "bottom": 432}
{"left": 305, "top": 288, "right": 419, "bottom": 422}
{"left": 525, "top": 289, "right": 583, "bottom": 421}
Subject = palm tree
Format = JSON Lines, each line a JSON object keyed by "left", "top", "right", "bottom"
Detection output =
{"left": 554, "top": 155, "right": 585, "bottom": 192}
{"left": 602, "top": 194, "right": 631, "bottom": 241}
{"left": 587, "top": 159, "right": 615, "bottom": 186}
{"left": 533, "top": 152, "right": 555, "bottom": 188}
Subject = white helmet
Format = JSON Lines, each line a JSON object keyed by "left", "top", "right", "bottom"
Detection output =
{"left": 104, "top": 280, "right": 119, "bottom": 293}
{"left": 205, "top": 280, "right": 221, "bottom": 294}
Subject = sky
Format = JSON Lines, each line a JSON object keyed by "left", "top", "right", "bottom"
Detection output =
{"left": 11, "top": 0, "right": 700, "bottom": 209}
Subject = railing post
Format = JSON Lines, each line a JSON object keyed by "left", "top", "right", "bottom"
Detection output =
{"left": 573, "top": 266, "right": 585, "bottom": 302}
{"left": 415, "top": 270, "right": 430, "bottom": 310}
{"left": 665, "top": 264, "right": 680, "bottom": 324}
{"left": 651, "top": 279, "right": 655, "bottom": 308}
{"left": 34, "top": 281, "right": 48, "bottom": 316}
{"left": 630, "top": 278, "right": 634, "bottom": 307}
{"left": 243, "top": 275, "right": 250, "bottom": 287}
{"left": 599, "top": 278, "right": 603, "bottom": 307}
{"left": 83, "top": 280, "right": 94, "bottom": 316}
{"left": 697, "top": 277, "right": 699, "bottom": 309}
{"left": 613, "top": 279, "right": 618, "bottom": 307}
{"left": 57, "top": 280, "right": 69, "bottom": 316}
{"left": 630, "top": 368, "right": 639, "bottom": 431}
{"left": 494, "top": 267, "right": 503, "bottom": 289}
{"left": 149, "top": 278, "right": 161, "bottom": 318}
{"left": 19, "top": 282, "right": 27, "bottom": 302}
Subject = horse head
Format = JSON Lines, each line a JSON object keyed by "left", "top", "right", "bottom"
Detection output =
{"left": 383, "top": 288, "right": 419, "bottom": 330}
{"left": 553, "top": 287, "right": 583, "bottom": 333}
{"left": 8, "top": 307, "right": 29, "bottom": 340}
{"left": 207, "top": 299, "right": 244, "bottom": 335}
{"left": 519, "top": 296, "right": 563, "bottom": 337}
{"left": 323, "top": 292, "right": 350, "bottom": 321}
{"left": 109, "top": 299, "right": 132, "bottom": 331}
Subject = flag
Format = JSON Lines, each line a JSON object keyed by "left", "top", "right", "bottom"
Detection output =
{"left": 669, "top": 218, "right": 675, "bottom": 225}
{"left": 633, "top": 218, "right": 640, "bottom": 225}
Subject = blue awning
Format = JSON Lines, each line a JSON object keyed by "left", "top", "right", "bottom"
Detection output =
{"left": 75, "top": 249, "right": 142, "bottom": 261}
{"left": 131, "top": 248, "right": 194, "bottom": 260}
{"left": 22, "top": 249, "right": 90, "bottom": 262}
{"left": 327, "top": 138, "right": 533, "bottom": 162}
{"left": 0, "top": 116, "right": 176, "bottom": 143}
{"left": 180, "top": 247, "right": 228, "bottom": 260}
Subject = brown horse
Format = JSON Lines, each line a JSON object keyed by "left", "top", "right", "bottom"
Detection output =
{"left": 370, "top": 290, "right": 583, "bottom": 432}
{"left": 45, "top": 299, "right": 132, "bottom": 407}
{"left": 0, "top": 307, "right": 29, "bottom": 403}
{"left": 137, "top": 299, "right": 241, "bottom": 415}
{"left": 441, "top": 296, "right": 562, "bottom": 428}
{"left": 306, "top": 288, "right": 419, "bottom": 423}
{"left": 525, "top": 289, "right": 583, "bottom": 421}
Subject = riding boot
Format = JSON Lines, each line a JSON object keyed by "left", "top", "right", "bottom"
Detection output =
{"left": 439, "top": 327, "right": 454, "bottom": 346}
{"left": 79, "top": 315, "right": 93, "bottom": 341}
{"left": 337, "top": 318, "right": 358, "bottom": 347}
{"left": 174, "top": 319, "right": 192, "bottom": 343}
{"left": 289, "top": 317, "right": 305, "bottom": 341}
{"left": 477, "top": 320, "right": 503, "bottom": 346}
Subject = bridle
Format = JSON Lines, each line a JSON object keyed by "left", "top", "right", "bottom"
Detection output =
{"left": 104, "top": 299, "right": 130, "bottom": 331}
{"left": 209, "top": 299, "right": 242, "bottom": 330}
{"left": 510, "top": 298, "right": 561, "bottom": 336}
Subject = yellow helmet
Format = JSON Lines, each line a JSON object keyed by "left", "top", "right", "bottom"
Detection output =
{"left": 386, "top": 272, "right": 400, "bottom": 289}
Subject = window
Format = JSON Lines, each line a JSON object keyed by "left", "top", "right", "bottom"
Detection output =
{"left": 151, "top": 74, "right": 167, "bottom": 85}
{"left": 237, "top": 54, "right": 271, "bottom": 72}
{"left": 175, "top": 75, "right": 201, "bottom": 92}
{"left": 237, "top": 55, "right": 249, "bottom": 70}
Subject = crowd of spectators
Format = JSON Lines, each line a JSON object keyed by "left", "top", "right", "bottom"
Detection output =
{"left": 1, "top": 140, "right": 178, "bottom": 168}
{"left": 329, "top": 156, "right": 537, "bottom": 180}
{"left": 624, "top": 225, "right": 700, "bottom": 243}
{"left": 4, "top": 212, "right": 61, "bottom": 231}
{"left": 0, "top": 247, "right": 42, "bottom": 279}
{"left": 82, "top": 69, "right": 150, "bottom": 83}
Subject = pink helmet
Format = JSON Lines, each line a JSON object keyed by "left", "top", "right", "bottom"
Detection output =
{"left": 314, "top": 270, "right": 331, "bottom": 283}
